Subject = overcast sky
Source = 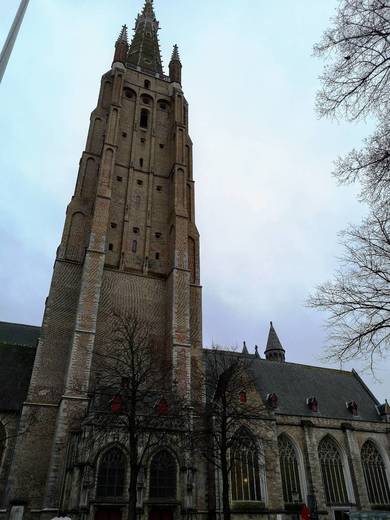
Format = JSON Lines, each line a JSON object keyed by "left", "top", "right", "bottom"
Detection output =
{"left": 1, "top": 0, "right": 389, "bottom": 401}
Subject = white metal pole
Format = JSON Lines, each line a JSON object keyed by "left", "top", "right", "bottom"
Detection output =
{"left": 0, "top": 0, "right": 30, "bottom": 83}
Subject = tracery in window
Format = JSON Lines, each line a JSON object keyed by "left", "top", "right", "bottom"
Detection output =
{"left": 361, "top": 440, "right": 390, "bottom": 505}
{"left": 149, "top": 450, "right": 177, "bottom": 499}
{"left": 318, "top": 436, "right": 348, "bottom": 505}
{"left": 231, "top": 429, "right": 261, "bottom": 502}
{"left": 278, "top": 435, "right": 302, "bottom": 504}
{"left": 96, "top": 447, "right": 126, "bottom": 498}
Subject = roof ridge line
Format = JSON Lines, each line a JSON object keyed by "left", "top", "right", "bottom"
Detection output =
{"left": 0, "top": 320, "right": 40, "bottom": 328}
{"left": 351, "top": 369, "right": 380, "bottom": 406}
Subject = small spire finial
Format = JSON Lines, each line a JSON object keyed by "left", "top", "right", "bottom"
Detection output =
{"left": 116, "top": 24, "right": 129, "bottom": 45}
{"left": 242, "top": 341, "right": 249, "bottom": 355}
{"left": 171, "top": 44, "right": 181, "bottom": 63}
{"left": 169, "top": 44, "right": 182, "bottom": 84}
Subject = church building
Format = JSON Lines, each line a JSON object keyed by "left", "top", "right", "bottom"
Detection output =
{"left": 0, "top": 2, "right": 390, "bottom": 520}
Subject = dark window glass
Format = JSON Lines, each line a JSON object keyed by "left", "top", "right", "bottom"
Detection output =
{"left": 132, "top": 240, "right": 137, "bottom": 253}
{"left": 278, "top": 435, "right": 302, "bottom": 504}
{"left": 97, "top": 448, "right": 126, "bottom": 498}
{"left": 318, "top": 436, "right": 348, "bottom": 505}
{"left": 149, "top": 450, "right": 177, "bottom": 499}
{"left": 144, "top": 80, "right": 151, "bottom": 89}
{"left": 231, "top": 429, "right": 261, "bottom": 501}
{"left": 361, "top": 441, "right": 390, "bottom": 505}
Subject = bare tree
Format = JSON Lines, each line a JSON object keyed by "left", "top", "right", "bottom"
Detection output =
{"left": 83, "top": 314, "right": 186, "bottom": 520}
{"left": 314, "top": 0, "right": 390, "bottom": 121}
{"left": 308, "top": 208, "right": 390, "bottom": 367}
{"left": 333, "top": 117, "right": 390, "bottom": 209}
{"left": 310, "top": 0, "right": 390, "bottom": 363}
{"left": 193, "top": 347, "right": 269, "bottom": 520}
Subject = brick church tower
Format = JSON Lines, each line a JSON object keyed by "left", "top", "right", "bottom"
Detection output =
{"left": 7, "top": 0, "right": 202, "bottom": 515}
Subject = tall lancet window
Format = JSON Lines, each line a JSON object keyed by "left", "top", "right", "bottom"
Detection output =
{"left": 149, "top": 450, "right": 177, "bottom": 499}
{"left": 97, "top": 447, "right": 126, "bottom": 498}
{"left": 318, "top": 436, "right": 349, "bottom": 505}
{"left": 361, "top": 440, "right": 390, "bottom": 505}
{"left": 278, "top": 435, "right": 302, "bottom": 504}
{"left": 231, "top": 429, "right": 262, "bottom": 501}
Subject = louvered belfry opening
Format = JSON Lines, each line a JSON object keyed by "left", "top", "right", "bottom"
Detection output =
{"left": 318, "top": 437, "right": 348, "bottom": 505}
{"left": 278, "top": 435, "right": 302, "bottom": 504}
{"left": 361, "top": 440, "right": 390, "bottom": 505}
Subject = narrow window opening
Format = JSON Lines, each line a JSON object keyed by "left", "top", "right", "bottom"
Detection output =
{"left": 117, "top": 176, "right": 123, "bottom": 182}
{"left": 140, "top": 109, "right": 149, "bottom": 129}
{"left": 132, "top": 240, "right": 137, "bottom": 253}
{"left": 141, "top": 137, "right": 146, "bottom": 143}
{"left": 111, "top": 223, "right": 117, "bottom": 229}
{"left": 133, "top": 227, "right": 140, "bottom": 234}
{"left": 155, "top": 252, "right": 160, "bottom": 260}
{"left": 155, "top": 232, "right": 161, "bottom": 239}
{"left": 159, "top": 143, "right": 164, "bottom": 149}
{"left": 142, "top": 95, "right": 151, "bottom": 105}
{"left": 156, "top": 186, "right": 162, "bottom": 192}
{"left": 108, "top": 243, "right": 113, "bottom": 251}
{"left": 140, "top": 158, "right": 144, "bottom": 167}
{"left": 137, "top": 179, "right": 143, "bottom": 186}
{"left": 122, "top": 132, "right": 127, "bottom": 138}
{"left": 144, "top": 80, "right": 151, "bottom": 89}
{"left": 159, "top": 102, "right": 167, "bottom": 110}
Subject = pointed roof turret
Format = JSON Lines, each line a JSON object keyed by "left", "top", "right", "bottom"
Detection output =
{"left": 127, "top": 0, "right": 163, "bottom": 75}
{"left": 264, "top": 322, "right": 285, "bottom": 362}
{"left": 242, "top": 341, "right": 249, "bottom": 355}
{"left": 169, "top": 43, "right": 182, "bottom": 84}
{"left": 171, "top": 44, "right": 181, "bottom": 63}
{"left": 113, "top": 24, "right": 129, "bottom": 66}
{"left": 116, "top": 24, "right": 129, "bottom": 45}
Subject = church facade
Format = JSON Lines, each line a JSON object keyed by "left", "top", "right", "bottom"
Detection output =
{"left": 1, "top": 2, "right": 390, "bottom": 520}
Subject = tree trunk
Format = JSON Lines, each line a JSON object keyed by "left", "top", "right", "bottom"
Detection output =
{"left": 220, "top": 395, "right": 231, "bottom": 520}
{"left": 221, "top": 457, "right": 231, "bottom": 520}
{"left": 128, "top": 463, "right": 138, "bottom": 520}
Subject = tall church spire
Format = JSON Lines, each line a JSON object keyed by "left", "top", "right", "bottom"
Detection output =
{"left": 127, "top": 0, "right": 163, "bottom": 75}
{"left": 264, "top": 321, "right": 286, "bottom": 362}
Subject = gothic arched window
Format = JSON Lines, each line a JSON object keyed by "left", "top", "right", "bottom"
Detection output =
{"left": 318, "top": 436, "right": 348, "bottom": 505}
{"left": 149, "top": 450, "right": 177, "bottom": 499}
{"left": 96, "top": 447, "right": 126, "bottom": 498}
{"left": 231, "top": 429, "right": 262, "bottom": 502}
{"left": 278, "top": 435, "right": 302, "bottom": 504}
{"left": 361, "top": 440, "right": 390, "bottom": 505}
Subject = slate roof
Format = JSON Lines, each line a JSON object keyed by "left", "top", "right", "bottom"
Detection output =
{"left": 0, "top": 321, "right": 40, "bottom": 412}
{"left": 249, "top": 358, "right": 381, "bottom": 422}
{"left": 204, "top": 349, "right": 382, "bottom": 422}
{"left": 0, "top": 321, "right": 40, "bottom": 347}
